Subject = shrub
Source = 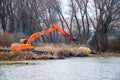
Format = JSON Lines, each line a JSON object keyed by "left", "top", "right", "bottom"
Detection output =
{"left": 0, "top": 31, "right": 16, "bottom": 47}
{"left": 108, "top": 39, "right": 120, "bottom": 52}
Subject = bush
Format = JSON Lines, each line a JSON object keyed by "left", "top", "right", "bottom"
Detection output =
{"left": 108, "top": 39, "right": 120, "bottom": 52}
{"left": 0, "top": 31, "right": 16, "bottom": 47}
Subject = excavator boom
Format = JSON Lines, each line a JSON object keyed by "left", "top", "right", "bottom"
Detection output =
{"left": 27, "top": 26, "right": 56, "bottom": 44}
{"left": 27, "top": 24, "right": 75, "bottom": 44}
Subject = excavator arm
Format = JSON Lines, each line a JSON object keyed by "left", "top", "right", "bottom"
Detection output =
{"left": 27, "top": 24, "right": 75, "bottom": 44}
{"left": 52, "top": 24, "right": 75, "bottom": 41}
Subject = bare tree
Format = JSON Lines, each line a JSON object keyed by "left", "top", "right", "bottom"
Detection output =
{"left": 69, "top": 0, "right": 91, "bottom": 44}
{"left": 90, "top": 0, "right": 120, "bottom": 51}
{"left": 0, "top": 0, "right": 8, "bottom": 33}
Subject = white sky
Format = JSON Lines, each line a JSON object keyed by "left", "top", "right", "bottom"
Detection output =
{"left": 61, "top": 0, "right": 70, "bottom": 18}
{"left": 60, "top": 0, "right": 95, "bottom": 18}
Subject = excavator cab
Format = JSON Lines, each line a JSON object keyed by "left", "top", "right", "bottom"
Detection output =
{"left": 20, "top": 39, "right": 28, "bottom": 44}
{"left": 11, "top": 39, "right": 34, "bottom": 51}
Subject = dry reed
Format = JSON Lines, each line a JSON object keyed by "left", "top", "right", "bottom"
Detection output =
{"left": 0, "top": 44, "right": 91, "bottom": 61}
{"left": 0, "top": 31, "right": 16, "bottom": 47}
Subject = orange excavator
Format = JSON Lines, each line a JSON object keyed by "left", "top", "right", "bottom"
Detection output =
{"left": 10, "top": 24, "right": 76, "bottom": 51}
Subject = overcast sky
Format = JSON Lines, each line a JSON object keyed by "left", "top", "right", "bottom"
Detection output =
{"left": 61, "top": 0, "right": 70, "bottom": 18}
{"left": 60, "top": 0, "right": 95, "bottom": 18}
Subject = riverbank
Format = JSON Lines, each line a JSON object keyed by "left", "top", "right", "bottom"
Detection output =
{"left": 90, "top": 52, "right": 120, "bottom": 57}
{"left": 0, "top": 44, "right": 120, "bottom": 62}
{"left": 0, "top": 53, "right": 120, "bottom": 66}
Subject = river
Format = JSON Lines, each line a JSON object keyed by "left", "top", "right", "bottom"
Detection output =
{"left": 0, "top": 57, "right": 120, "bottom": 80}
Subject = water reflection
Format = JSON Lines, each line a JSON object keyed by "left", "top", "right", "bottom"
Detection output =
{"left": 0, "top": 58, "right": 120, "bottom": 80}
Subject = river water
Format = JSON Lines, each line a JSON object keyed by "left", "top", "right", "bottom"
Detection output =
{"left": 0, "top": 58, "right": 120, "bottom": 80}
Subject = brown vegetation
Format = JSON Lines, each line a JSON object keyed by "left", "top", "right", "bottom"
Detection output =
{"left": 35, "top": 44, "right": 90, "bottom": 57}
{"left": 0, "top": 31, "right": 16, "bottom": 47}
{"left": 0, "top": 44, "right": 90, "bottom": 61}
{"left": 0, "top": 51, "right": 34, "bottom": 61}
{"left": 0, "top": 43, "right": 120, "bottom": 61}
{"left": 107, "top": 39, "right": 120, "bottom": 53}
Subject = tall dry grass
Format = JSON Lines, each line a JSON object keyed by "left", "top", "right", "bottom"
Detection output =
{"left": 0, "top": 31, "right": 16, "bottom": 47}
{"left": 0, "top": 44, "right": 91, "bottom": 61}
{"left": 35, "top": 44, "right": 91, "bottom": 58}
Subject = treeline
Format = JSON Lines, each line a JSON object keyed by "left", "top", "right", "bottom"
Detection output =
{"left": 0, "top": 0, "right": 120, "bottom": 51}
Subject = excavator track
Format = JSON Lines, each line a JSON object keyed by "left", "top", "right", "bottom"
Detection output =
{"left": 0, "top": 48, "right": 48, "bottom": 54}
{"left": 32, "top": 50, "right": 48, "bottom": 54}
{"left": 0, "top": 49, "right": 11, "bottom": 52}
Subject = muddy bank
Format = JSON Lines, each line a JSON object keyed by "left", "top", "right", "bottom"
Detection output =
{"left": 0, "top": 61, "right": 35, "bottom": 65}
